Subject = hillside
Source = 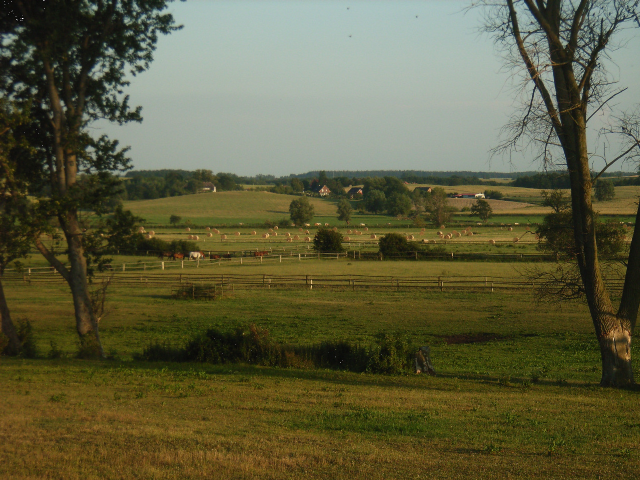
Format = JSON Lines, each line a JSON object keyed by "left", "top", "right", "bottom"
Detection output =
{"left": 123, "top": 191, "right": 338, "bottom": 225}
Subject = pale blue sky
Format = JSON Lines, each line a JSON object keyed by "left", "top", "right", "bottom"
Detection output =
{"left": 96, "top": 0, "right": 640, "bottom": 176}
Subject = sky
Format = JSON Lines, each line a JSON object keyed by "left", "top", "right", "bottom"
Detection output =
{"left": 96, "top": 0, "right": 640, "bottom": 177}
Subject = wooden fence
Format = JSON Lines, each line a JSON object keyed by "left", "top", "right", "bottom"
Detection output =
{"left": 2, "top": 270, "right": 626, "bottom": 294}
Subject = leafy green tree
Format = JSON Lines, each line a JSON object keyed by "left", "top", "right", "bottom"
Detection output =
{"left": 595, "top": 179, "right": 615, "bottom": 202}
{"left": 424, "top": 187, "right": 455, "bottom": 226}
{"left": 0, "top": 99, "right": 35, "bottom": 355}
{"left": 541, "top": 189, "right": 570, "bottom": 214}
{"left": 289, "top": 197, "right": 315, "bottom": 225}
{"left": 336, "top": 199, "right": 352, "bottom": 224}
{"left": 470, "top": 199, "right": 493, "bottom": 222}
{"left": 1, "top": 0, "right": 180, "bottom": 356}
{"left": 290, "top": 178, "right": 304, "bottom": 193}
{"left": 484, "top": 189, "right": 503, "bottom": 200}
{"left": 378, "top": 233, "right": 414, "bottom": 257}
{"left": 169, "top": 215, "right": 182, "bottom": 225}
{"left": 386, "top": 193, "right": 412, "bottom": 217}
{"left": 313, "top": 228, "right": 344, "bottom": 253}
{"left": 364, "top": 189, "right": 386, "bottom": 214}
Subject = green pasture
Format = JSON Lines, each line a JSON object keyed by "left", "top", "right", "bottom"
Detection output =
{"left": 3, "top": 267, "right": 640, "bottom": 478}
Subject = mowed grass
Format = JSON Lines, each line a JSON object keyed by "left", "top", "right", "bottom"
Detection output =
{"left": 2, "top": 267, "right": 640, "bottom": 479}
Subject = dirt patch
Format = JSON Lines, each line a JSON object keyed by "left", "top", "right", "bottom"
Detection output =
{"left": 438, "top": 333, "right": 507, "bottom": 345}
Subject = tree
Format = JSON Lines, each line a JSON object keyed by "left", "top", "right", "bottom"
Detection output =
{"left": 386, "top": 193, "right": 413, "bottom": 217}
{"left": 0, "top": 100, "right": 35, "bottom": 355}
{"left": 541, "top": 189, "right": 570, "bottom": 213}
{"left": 290, "top": 178, "right": 304, "bottom": 193}
{"left": 470, "top": 199, "right": 493, "bottom": 222}
{"left": 336, "top": 199, "right": 352, "bottom": 225}
{"left": 476, "top": 0, "right": 640, "bottom": 386}
{"left": 378, "top": 233, "right": 415, "bottom": 258}
{"left": 424, "top": 187, "right": 455, "bottom": 226}
{"left": 595, "top": 179, "right": 615, "bottom": 202}
{"left": 1, "top": 1, "right": 180, "bottom": 356}
{"left": 289, "top": 197, "right": 314, "bottom": 225}
{"left": 169, "top": 215, "right": 182, "bottom": 226}
{"left": 363, "top": 189, "right": 386, "bottom": 214}
{"left": 484, "top": 189, "right": 504, "bottom": 200}
{"left": 313, "top": 228, "right": 344, "bottom": 253}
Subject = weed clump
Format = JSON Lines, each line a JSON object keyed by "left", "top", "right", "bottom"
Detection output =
{"left": 137, "top": 325, "right": 416, "bottom": 375}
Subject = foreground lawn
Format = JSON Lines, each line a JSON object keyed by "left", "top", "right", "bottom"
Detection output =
{"left": 2, "top": 360, "right": 639, "bottom": 479}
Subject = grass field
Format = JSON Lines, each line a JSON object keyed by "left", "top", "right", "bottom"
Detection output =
{"left": 2, "top": 264, "right": 640, "bottom": 478}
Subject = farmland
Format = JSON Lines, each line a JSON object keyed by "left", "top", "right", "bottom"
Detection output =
{"left": 3, "top": 186, "right": 639, "bottom": 479}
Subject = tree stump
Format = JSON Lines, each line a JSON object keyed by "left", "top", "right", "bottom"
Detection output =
{"left": 414, "top": 346, "right": 436, "bottom": 375}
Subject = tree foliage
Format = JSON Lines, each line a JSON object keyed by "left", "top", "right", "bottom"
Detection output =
{"left": 423, "top": 187, "right": 455, "bottom": 226}
{"left": 386, "top": 193, "right": 413, "bottom": 217}
{"left": 363, "top": 189, "right": 387, "bottom": 214}
{"left": 378, "top": 233, "right": 415, "bottom": 257}
{"left": 470, "top": 199, "right": 493, "bottom": 221}
{"left": 313, "top": 228, "right": 344, "bottom": 253}
{"left": 336, "top": 199, "right": 352, "bottom": 224}
{"left": 595, "top": 179, "right": 615, "bottom": 201}
{"left": 289, "top": 197, "right": 314, "bottom": 225}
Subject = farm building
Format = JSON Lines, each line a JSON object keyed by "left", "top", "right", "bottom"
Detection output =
{"left": 313, "top": 185, "right": 331, "bottom": 196}
{"left": 201, "top": 182, "right": 217, "bottom": 192}
{"left": 346, "top": 187, "right": 363, "bottom": 197}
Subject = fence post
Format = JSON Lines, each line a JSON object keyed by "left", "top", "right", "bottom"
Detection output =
{"left": 310, "top": 278, "right": 313, "bottom": 290}
{"left": 122, "top": 263, "right": 125, "bottom": 272}
{"left": 162, "top": 261, "right": 165, "bottom": 270}
{"left": 143, "top": 263, "right": 146, "bottom": 271}
{"left": 240, "top": 257, "right": 243, "bottom": 265}
{"left": 279, "top": 255, "right": 282, "bottom": 263}
{"left": 298, "top": 253, "right": 301, "bottom": 261}
{"left": 181, "top": 260, "right": 184, "bottom": 269}
{"left": 260, "top": 256, "right": 262, "bottom": 264}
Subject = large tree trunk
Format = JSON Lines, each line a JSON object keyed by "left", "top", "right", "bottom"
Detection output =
{"left": 0, "top": 278, "right": 20, "bottom": 355}
{"left": 599, "top": 322, "right": 634, "bottom": 388}
{"left": 64, "top": 213, "right": 104, "bottom": 357}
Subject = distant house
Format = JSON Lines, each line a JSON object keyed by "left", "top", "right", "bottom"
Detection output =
{"left": 346, "top": 187, "right": 363, "bottom": 197}
{"left": 201, "top": 182, "right": 217, "bottom": 192}
{"left": 313, "top": 185, "right": 331, "bottom": 196}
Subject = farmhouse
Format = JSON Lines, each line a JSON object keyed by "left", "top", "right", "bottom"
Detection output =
{"left": 346, "top": 186, "right": 363, "bottom": 197}
{"left": 313, "top": 185, "right": 331, "bottom": 196}
{"left": 201, "top": 182, "right": 217, "bottom": 192}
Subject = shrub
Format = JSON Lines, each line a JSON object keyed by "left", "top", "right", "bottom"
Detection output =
{"left": 76, "top": 333, "right": 102, "bottom": 359}
{"left": 484, "top": 189, "right": 504, "bottom": 200}
{"left": 313, "top": 228, "right": 344, "bottom": 253}
{"left": 366, "top": 332, "right": 413, "bottom": 374}
{"left": 378, "top": 233, "right": 415, "bottom": 257}
{"left": 17, "top": 320, "right": 38, "bottom": 358}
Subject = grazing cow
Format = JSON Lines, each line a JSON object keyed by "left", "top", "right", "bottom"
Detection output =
{"left": 254, "top": 251, "right": 269, "bottom": 257}
{"left": 173, "top": 253, "right": 184, "bottom": 260}
{"left": 210, "top": 254, "right": 221, "bottom": 260}
{"left": 189, "top": 251, "right": 204, "bottom": 260}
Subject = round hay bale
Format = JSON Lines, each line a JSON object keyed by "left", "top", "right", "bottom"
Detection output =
{"left": 332, "top": 227, "right": 338, "bottom": 232}
{"left": 294, "top": 235, "right": 300, "bottom": 240}
{"left": 285, "top": 232, "right": 291, "bottom": 237}
{"left": 514, "top": 237, "right": 519, "bottom": 243}
{"left": 371, "top": 234, "right": 377, "bottom": 239}
{"left": 186, "top": 227, "right": 191, "bottom": 232}
{"left": 324, "top": 223, "right": 329, "bottom": 227}
{"left": 251, "top": 231, "right": 257, "bottom": 235}
{"left": 274, "top": 226, "right": 279, "bottom": 230}
{"left": 305, "top": 236, "right": 311, "bottom": 242}
{"left": 305, "top": 230, "right": 310, "bottom": 234}
{"left": 193, "top": 235, "right": 199, "bottom": 240}
{"left": 437, "top": 231, "right": 443, "bottom": 236}
{"left": 205, "top": 227, "right": 211, "bottom": 231}
{"left": 149, "top": 231, "right": 155, "bottom": 235}
{"left": 273, "top": 232, "right": 278, "bottom": 236}
{"left": 235, "top": 232, "right": 240, "bottom": 236}
{"left": 508, "top": 227, "right": 513, "bottom": 231}
{"left": 344, "top": 236, "right": 351, "bottom": 241}
{"left": 299, "top": 228, "right": 304, "bottom": 232}
{"left": 221, "top": 234, "right": 227, "bottom": 240}
{"left": 207, "top": 232, "right": 213, "bottom": 237}
{"left": 262, "top": 233, "right": 269, "bottom": 239}
{"left": 364, "top": 227, "right": 369, "bottom": 231}
{"left": 286, "top": 238, "right": 293, "bottom": 242}
{"left": 489, "top": 239, "right": 495, "bottom": 245}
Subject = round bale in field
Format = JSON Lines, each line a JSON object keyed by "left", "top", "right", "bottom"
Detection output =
{"left": 344, "top": 236, "right": 351, "bottom": 241}
{"left": 305, "top": 230, "right": 310, "bottom": 234}
{"left": 333, "top": 227, "right": 338, "bottom": 232}
{"left": 262, "top": 233, "right": 269, "bottom": 239}
{"left": 206, "top": 227, "right": 210, "bottom": 231}
{"left": 251, "top": 231, "right": 257, "bottom": 235}
{"left": 437, "top": 231, "right": 443, "bottom": 236}
{"left": 221, "top": 234, "right": 227, "bottom": 240}
{"left": 514, "top": 237, "right": 519, "bottom": 243}
{"left": 305, "top": 236, "right": 311, "bottom": 242}
{"left": 371, "top": 234, "right": 377, "bottom": 239}
{"left": 285, "top": 232, "right": 291, "bottom": 237}
{"left": 325, "top": 223, "right": 329, "bottom": 227}
{"left": 508, "top": 227, "right": 513, "bottom": 231}
{"left": 149, "top": 231, "right": 155, "bottom": 236}
{"left": 274, "top": 226, "right": 278, "bottom": 230}
{"left": 467, "top": 231, "right": 474, "bottom": 236}
{"left": 364, "top": 227, "right": 369, "bottom": 231}
{"left": 235, "top": 232, "right": 240, "bottom": 236}
{"left": 287, "top": 238, "right": 293, "bottom": 242}
{"left": 273, "top": 232, "right": 278, "bottom": 236}
{"left": 489, "top": 239, "right": 496, "bottom": 245}
{"left": 186, "top": 227, "right": 190, "bottom": 232}
{"left": 294, "top": 235, "right": 300, "bottom": 240}
{"left": 207, "top": 232, "right": 213, "bottom": 237}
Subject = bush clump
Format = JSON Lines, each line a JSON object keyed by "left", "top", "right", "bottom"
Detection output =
{"left": 137, "top": 325, "right": 415, "bottom": 375}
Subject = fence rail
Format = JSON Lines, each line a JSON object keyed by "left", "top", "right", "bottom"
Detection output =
{"left": 2, "top": 270, "right": 626, "bottom": 294}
